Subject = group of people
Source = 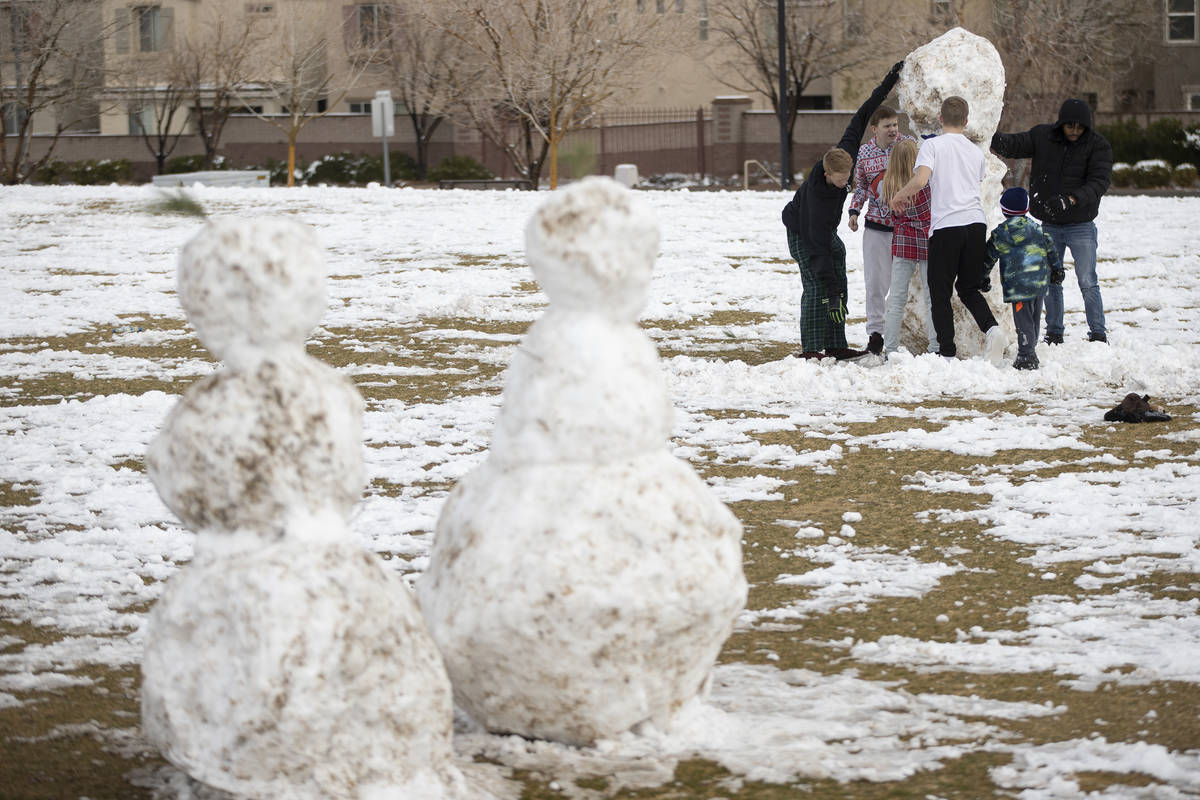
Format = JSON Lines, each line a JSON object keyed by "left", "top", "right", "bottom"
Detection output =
{"left": 782, "top": 63, "right": 1114, "bottom": 369}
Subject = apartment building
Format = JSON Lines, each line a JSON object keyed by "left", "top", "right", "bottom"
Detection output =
{"left": 3, "top": 0, "right": 1196, "bottom": 171}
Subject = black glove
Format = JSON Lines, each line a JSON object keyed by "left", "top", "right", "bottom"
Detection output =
{"left": 979, "top": 276, "right": 992, "bottom": 293}
{"left": 823, "top": 292, "right": 847, "bottom": 324}
{"left": 884, "top": 61, "right": 904, "bottom": 88}
{"left": 1049, "top": 194, "right": 1071, "bottom": 215}
{"left": 1050, "top": 267, "right": 1065, "bottom": 285}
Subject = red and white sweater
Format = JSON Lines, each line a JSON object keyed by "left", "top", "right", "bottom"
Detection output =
{"left": 849, "top": 135, "right": 915, "bottom": 231}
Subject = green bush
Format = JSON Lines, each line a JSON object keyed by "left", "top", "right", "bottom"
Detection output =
{"left": 1132, "top": 159, "right": 1172, "bottom": 188}
{"left": 34, "top": 158, "right": 133, "bottom": 185}
{"left": 427, "top": 155, "right": 493, "bottom": 182}
{"left": 166, "top": 154, "right": 226, "bottom": 173}
{"left": 1111, "top": 163, "right": 1135, "bottom": 188}
{"left": 307, "top": 151, "right": 372, "bottom": 185}
{"left": 1096, "top": 118, "right": 1200, "bottom": 167}
{"left": 1174, "top": 163, "right": 1198, "bottom": 187}
{"left": 251, "top": 157, "right": 307, "bottom": 186}
{"left": 305, "top": 150, "right": 420, "bottom": 185}
{"left": 1096, "top": 119, "right": 1145, "bottom": 164}
{"left": 1146, "top": 118, "right": 1198, "bottom": 167}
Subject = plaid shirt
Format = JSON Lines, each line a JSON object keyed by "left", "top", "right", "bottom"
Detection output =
{"left": 890, "top": 186, "right": 931, "bottom": 261}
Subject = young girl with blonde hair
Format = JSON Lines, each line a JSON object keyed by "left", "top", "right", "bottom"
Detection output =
{"left": 879, "top": 137, "right": 938, "bottom": 356}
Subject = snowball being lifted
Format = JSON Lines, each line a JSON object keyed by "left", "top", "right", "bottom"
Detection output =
{"left": 418, "top": 178, "right": 748, "bottom": 746}
{"left": 895, "top": 27, "right": 1014, "bottom": 358}
{"left": 142, "top": 218, "right": 463, "bottom": 799}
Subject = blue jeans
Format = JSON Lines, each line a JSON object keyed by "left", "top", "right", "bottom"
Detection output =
{"left": 883, "top": 257, "right": 937, "bottom": 354}
{"left": 1042, "top": 221, "right": 1105, "bottom": 337}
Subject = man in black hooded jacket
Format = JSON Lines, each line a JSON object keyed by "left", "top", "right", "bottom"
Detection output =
{"left": 991, "top": 99, "right": 1113, "bottom": 344}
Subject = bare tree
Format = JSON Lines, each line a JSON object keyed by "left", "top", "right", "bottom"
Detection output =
{"left": 236, "top": 0, "right": 379, "bottom": 186}
{"left": 351, "top": 3, "right": 464, "bottom": 180}
{"left": 123, "top": 78, "right": 189, "bottom": 174}
{"left": 987, "top": 0, "right": 1156, "bottom": 133}
{"left": 172, "top": 4, "right": 267, "bottom": 170}
{"left": 708, "top": 0, "right": 886, "bottom": 166}
{"left": 435, "top": 0, "right": 688, "bottom": 188}
{"left": 1, "top": 0, "right": 106, "bottom": 184}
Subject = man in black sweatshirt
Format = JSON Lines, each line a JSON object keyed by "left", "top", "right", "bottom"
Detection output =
{"left": 991, "top": 99, "right": 1113, "bottom": 344}
{"left": 782, "top": 61, "right": 904, "bottom": 360}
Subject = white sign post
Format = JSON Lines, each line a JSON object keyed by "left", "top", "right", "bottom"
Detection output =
{"left": 371, "top": 90, "right": 395, "bottom": 186}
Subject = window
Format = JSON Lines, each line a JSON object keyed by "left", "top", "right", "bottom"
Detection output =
{"left": 355, "top": 3, "right": 390, "bottom": 47}
{"left": 1186, "top": 87, "right": 1200, "bottom": 110}
{"left": 245, "top": 2, "right": 274, "bottom": 14}
{"left": 931, "top": 0, "right": 954, "bottom": 22}
{"left": 1168, "top": 0, "right": 1197, "bottom": 42}
{"left": 1, "top": 5, "right": 32, "bottom": 54}
{"left": 128, "top": 106, "right": 151, "bottom": 135}
{"left": 348, "top": 101, "right": 372, "bottom": 114}
{"left": 134, "top": 5, "right": 170, "bottom": 52}
{"left": 698, "top": 0, "right": 708, "bottom": 39}
{"left": 2, "top": 102, "right": 27, "bottom": 133}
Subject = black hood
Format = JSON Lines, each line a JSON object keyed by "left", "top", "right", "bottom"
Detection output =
{"left": 1055, "top": 98, "right": 1093, "bottom": 131}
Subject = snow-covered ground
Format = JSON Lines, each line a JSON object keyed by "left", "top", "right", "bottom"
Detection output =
{"left": 1, "top": 185, "right": 1198, "bottom": 798}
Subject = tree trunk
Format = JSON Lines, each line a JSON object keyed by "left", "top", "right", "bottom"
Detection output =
{"left": 287, "top": 134, "right": 297, "bottom": 187}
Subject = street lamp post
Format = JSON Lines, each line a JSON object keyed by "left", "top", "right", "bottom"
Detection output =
{"left": 777, "top": 0, "right": 789, "bottom": 190}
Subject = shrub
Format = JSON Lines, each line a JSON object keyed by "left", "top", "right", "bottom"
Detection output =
{"left": 166, "top": 154, "right": 225, "bottom": 173}
{"left": 427, "top": 155, "right": 493, "bottom": 182}
{"left": 307, "top": 151, "right": 373, "bottom": 185}
{"left": 1174, "top": 163, "right": 1198, "bottom": 187}
{"left": 303, "top": 150, "right": 420, "bottom": 185}
{"left": 1096, "top": 118, "right": 1200, "bottom": 167}
{"left": 250, "top": 157, "right": 307, "bottom": 186}
{"left": 1096, "top": 119, "right": 1145, "bottom": 164}
{"left": 1132, "top": 159, "right": 1172, "bottom": 189}
{"left": 1146, "top": 118, "right": 1199, "bottom": 167}
{"left": 1111, "top": 163, "right": 1135, "bottom": 188}
{"left": 34, "top": 158, "right": 133, "bottom": 185}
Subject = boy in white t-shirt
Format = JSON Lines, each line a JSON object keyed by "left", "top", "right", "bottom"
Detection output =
{"left": 889, "top": 96, "right": 1004, "bottom": 361}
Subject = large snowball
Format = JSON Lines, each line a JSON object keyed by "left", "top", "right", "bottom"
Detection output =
{"left": 142, "top": 540, "right": 464, "bottom": 799}
{"left": 418, "top": 453, "right": 746, "bottom": 745}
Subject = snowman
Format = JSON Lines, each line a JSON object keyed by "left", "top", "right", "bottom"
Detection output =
{"left": 417, "top": 177, "right": 747, "bottom": 746}
{"left": 142, "top": 218, "right": 464, "bottom": 799}
{"left": 895, "top": 27, "right": 1016, "bottom": 359}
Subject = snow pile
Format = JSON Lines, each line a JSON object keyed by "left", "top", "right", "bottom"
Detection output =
{"left": 141, "top": 218, "right": 464, "bottom": 799}
{"left": 418, "top": 178, "right": 748, "bottom": 746}
{"left": 897, "top": 27, "right": 1012, "bottom": 357}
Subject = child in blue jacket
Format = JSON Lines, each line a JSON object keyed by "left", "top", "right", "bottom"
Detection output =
{"left": 982, "top": 187, "right": 1064, "bottom": 370}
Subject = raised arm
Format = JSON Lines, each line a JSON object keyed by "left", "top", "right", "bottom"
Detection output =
{"left": 836, "top": 61, "right": 904, "bottom": 160}
{"left": 990, "top": 129, "right": 1035, "bottom": 159}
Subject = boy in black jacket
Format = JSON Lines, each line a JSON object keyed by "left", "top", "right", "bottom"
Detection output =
{"left": 782, "top": 61, "right": 903, "bottom": 360}
{"left": 990, "top": 99, "right": 1113, "bottom": 344}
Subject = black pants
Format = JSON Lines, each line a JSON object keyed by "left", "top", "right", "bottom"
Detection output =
{"left": 927, "top": 223, "right": 997, "bottom": 358}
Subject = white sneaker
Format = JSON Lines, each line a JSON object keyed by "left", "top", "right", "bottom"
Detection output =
{"left": 985, "top": 325, "right": 1007, "bottom": 364}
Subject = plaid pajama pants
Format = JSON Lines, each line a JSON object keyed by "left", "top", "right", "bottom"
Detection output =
{"left": 788, "top": 228, "right": 848, "bottom": 352}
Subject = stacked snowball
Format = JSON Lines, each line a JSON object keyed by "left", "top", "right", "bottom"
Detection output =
{"left": 418, "top": 178, "right": 748, "bottom": 746}
{"left": 896, "top": 27, "right": 1015, "bottom": 358}
{"left": 142, "top": 218, "right": 463, "bottom": 800}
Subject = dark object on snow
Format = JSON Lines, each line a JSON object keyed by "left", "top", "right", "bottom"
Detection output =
{"left": 1104, "top": 393, "right": 1171, "bottom": 423}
